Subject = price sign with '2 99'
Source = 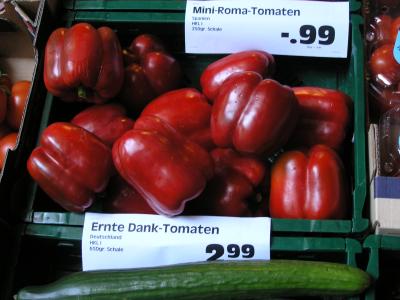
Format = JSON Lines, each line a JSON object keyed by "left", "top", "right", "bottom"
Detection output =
{"left": 185, "top": 0, "right": 349, "bottom": 58}
{"left": 82, "top": 213, "right": 271, "bottom": 271}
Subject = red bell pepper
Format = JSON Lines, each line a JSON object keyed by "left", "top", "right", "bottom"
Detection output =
{"left": 44, "top": 23, "right": 124, "bottom": 103}
{"left": 140, "top": 88, "right": 214, "bottom": 150}
{"left": 211, "top": 71, "right": 299, "bottom": 155}
{"left": 71, "top": 103, "right": 134, "bottom": 147}
{"left": 269, "top": 145, "right": 348, "bottom": 220}
{"left": 200, "top": 50, "right": 275, "bottom": 102}
{"left": 104, "top": 176, "right": 156, "bottom": 214}
{"left": 289, "top": 87, "right": 352, "bottom": 150}
{"left": 184, "top": 148, "right": 266, "bottom": 217}
{"left": 209, "top": 148, "right": 266, "bottom": 216}
{"left": 119, "top": 34, "right": 182, "bottom": 114}
{"left": 112, "top": 115, "right": 214, "bottom": 216}
{"left": 27, "top": 122, "right": 114, "bottom": 212}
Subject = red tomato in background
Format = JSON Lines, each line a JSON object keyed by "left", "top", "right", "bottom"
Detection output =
{"left": 369, "top": 15, "right": 393, "bottom": 48}
{"left": 391, "top": 16, "right": 400, "bottom": 42}
{"left": 369, "top": 44, "right": 400, "bottom": 87}
{"left": 7, "top": 80, "right": 30, "bottom": 130}
{"left": 370, "top": 83, "right": 400, "bottom": 113}
{"left": 0, "top": 132, "right": 17, "bottom": 170}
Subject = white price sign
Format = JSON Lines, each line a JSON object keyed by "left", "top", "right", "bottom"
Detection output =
{"left": 82, "top": 213, "right": 271, "bottom": 271}
{"left": 185, "top": 0, "right": 349, "bottom": 58}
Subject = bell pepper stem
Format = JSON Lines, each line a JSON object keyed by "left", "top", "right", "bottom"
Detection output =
{"left": 77, "top": 86, "right": 87, "bottom": 99}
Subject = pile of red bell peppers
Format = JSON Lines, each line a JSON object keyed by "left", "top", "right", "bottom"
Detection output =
{"left": 27, "top": 23, "right": 353, "bottom": 220}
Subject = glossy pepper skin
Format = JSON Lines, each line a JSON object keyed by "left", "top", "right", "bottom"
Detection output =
{"left": 269, "top": 145, "right": 348, "bottom": 220}
{"left": 120, "top": 34, "right": 182, "bottom": 115}
{"left": 140, "top": 88, "right": 214, "bottom": 150}
{"left": 198, "top": 148, "right": 266, "bottom": 217}
{"left": 200, "top": 50, "right": 275, "bottom": 102}
{"left": 44, "top": 23, "right": 124, "bottom": 103}
{"left": 27, "top": 122, "right": 114, "bottom": 212}
{"left": 71, "top": 103, "right": 134, "bottom": 147}
{"left": 211, "top": 71, "right": 299, "bottom": 155}
{"left": 112, "top": 116, "right": 214, "bottom": 216}
{"left": 104, "top": 176, "right": 156, "bottom": 214}
{"left": 289, "top": 87, "right": 352, "bottom": 150}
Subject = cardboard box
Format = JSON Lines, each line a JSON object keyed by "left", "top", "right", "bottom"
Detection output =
{"left": 0, "top": 0, "right": 51, "bottom": 221}
{"left": 369, "top": 124, "right": 400, "bottom": 235}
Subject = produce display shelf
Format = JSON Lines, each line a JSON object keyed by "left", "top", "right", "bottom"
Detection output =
{"left": 363, "top": 235, "right": 400, "bottom": 300}
{"left": 62, "top": 0, "right": 362, "bottom": 14}
{"left": 19, "top": 11, "right": 369, "bottom": 235}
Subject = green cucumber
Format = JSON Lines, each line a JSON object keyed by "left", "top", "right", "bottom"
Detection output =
{"left": 16, "top": 260, "right": 370, "bottom": 300}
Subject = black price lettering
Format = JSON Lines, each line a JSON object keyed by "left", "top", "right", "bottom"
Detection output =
{"left": 285, "top": 25, "right": 335, "bottom": 45}
{"left": 206, "top": 244, "right": 255, "bottom": 260}
{"left": 227, "top": 244, "right": 240, "bottom": 258}
{"left": 299, "top": 25, "right": 316, "bottom": 44}
{"left": 242, "top": 244, "right": 255, "bottom": 258}
{"left": 206, "top": 244, "right": 224, "bottom": 261}
{"left": 318, "top": 25, "right": 335, "bottom": 45}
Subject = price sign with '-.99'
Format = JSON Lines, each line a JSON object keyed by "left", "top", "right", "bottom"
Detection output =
{"left": 185, "top": 0, "right": 349, "bottom": 58}
{"left": 82, "top": 213, "right": 271, "bottom": 271}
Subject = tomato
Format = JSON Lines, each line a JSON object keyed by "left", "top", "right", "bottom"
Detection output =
{"left": 369, "top": 15, "right": 393, "bottom": 47}
{"left": 0, "top": 132, "right": 17, "bottom": 170}
{"left": 369, "top": 44, "right": 400, "bottom": 87}
{"left": 7, "top": 80, "right": 30, "bottom": 130}
{"left": 391, "top": 16, "right": 400, "bottom": 42}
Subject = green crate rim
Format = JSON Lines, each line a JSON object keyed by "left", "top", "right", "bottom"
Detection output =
{"left": 63, "top": 0, "right": 361, "bottom": 14}
{"left": 362, "top": 235, "right": 400, "bottom": 300}
{"left": 22, "top": 223, "right": 362, "bottom": 261}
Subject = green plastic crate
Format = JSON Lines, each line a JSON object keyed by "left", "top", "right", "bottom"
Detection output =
{"left": 62, "top": 0, "right": 362, "bottom": 14}
{"left": 363, "top": 235, "right": 400, "bottom": 300}
{"left": 19, "top": 9, "right": 368, "bottom": 235}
